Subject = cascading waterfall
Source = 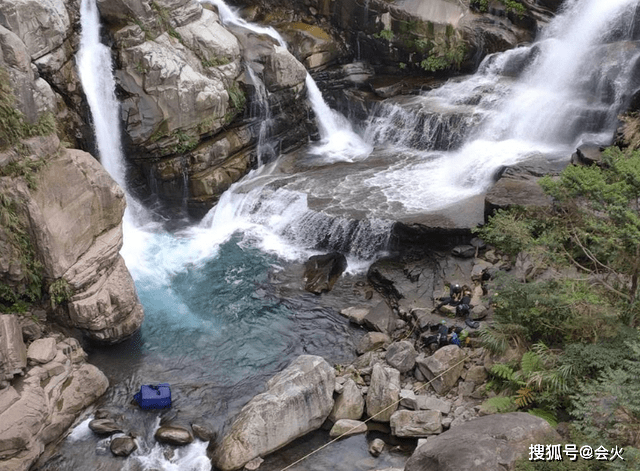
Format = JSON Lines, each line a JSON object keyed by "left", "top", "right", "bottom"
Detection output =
{"left": 363, "top": 0, "right": 640, "bottom": 213}
{"left": 246, "top": 67, "right": 276, "bottom": 165}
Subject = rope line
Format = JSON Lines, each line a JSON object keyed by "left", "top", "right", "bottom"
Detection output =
{"left": 279, "top": 353, "right": 469, "bottom": 471}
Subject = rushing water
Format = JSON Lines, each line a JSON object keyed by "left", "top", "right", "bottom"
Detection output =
{"left": 50, "top": 0, "right": 640, "bottom": 469}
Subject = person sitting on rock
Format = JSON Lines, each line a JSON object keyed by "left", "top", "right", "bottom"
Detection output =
{"left": 435, "top": 284, "right": 463, "bottom": 311}
{"left": 437, "top": 320, "right": 449, "bottom": 348}
{"left": 455, "top": 285, "right": 473, "bottom": 317}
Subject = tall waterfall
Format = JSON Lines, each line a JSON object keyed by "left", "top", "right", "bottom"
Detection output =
{"left": 76, "top": 0, "right": 126, "bottom": 187}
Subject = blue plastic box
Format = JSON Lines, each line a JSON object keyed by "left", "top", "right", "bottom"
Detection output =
{"left": 134, "top": 383, "right": 171, "bottom": 410}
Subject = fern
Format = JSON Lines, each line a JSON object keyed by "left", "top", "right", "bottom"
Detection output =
{"left": 491, "top": 363, "right": 516, "bottom": 381}
{"left": 515, "top": 386, "right": 535, "bottom": 407}
{"left": 521, "top": 351, "right": 543, "bottom": 374}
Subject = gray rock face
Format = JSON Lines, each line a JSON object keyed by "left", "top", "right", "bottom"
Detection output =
{"left": 385, "top": 340, "right": 417, "bottom": 373}
{"left": 264, "top": 45, "right": 308, "bottom": 92}
{"left": 364, "top": 301, "right": 396, "bottom": 334}
{"left": 26, "top": 338, "right": 57, "bottom": 365}
{"left": 329, "top": 419, "right": 367, "bottom": 438}
{"left": 155, "top": 425, "right": 194, "bottom": 446}
{"left": 366, "top": 363, "right": 400, "bottom": 423}
{"left": 356, "top": 332, "right": 390, "bottom": 355}
{"left": 214, "top": 355, "right": 335, "bottom": 471}
{"left": 415, "top": 346, "right": 465, "bottom": 395}
{"left": 416, "top": 395, "right": 452, "bottom": 415}
{"left": 390, "top": 410, "right": 442, "bottom": 437}
{"left": 0, "top": 359, "right": 108, "bottom": 470}
{"left": 405, "top": 413, "right": 560, "bottom": 471}
{"left": 329, "top": 378, "right": 364, "bottom": 422}
{"left": 0, "top": 315, "right": 27, "bottom": 385}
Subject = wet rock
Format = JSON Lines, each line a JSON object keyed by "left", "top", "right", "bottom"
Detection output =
{"left": 451, "top": 245, "right": 475, "bottom": 258}
{"left": 385, "top": 340, "right": 417, "bottom": 373}
{"left": 356, "top": 332, "right": 390, "bottom": 355}
{"left": 329, "top": 378, "right": 364, "bottom": 422}
{"left": 369, "top": 438, "right": 385, "bottom": 457}
{"left": 339, "top": 306, "right": 369, "bottom": 325}
{"left": 264, "top": 45, "right": 308, "bottom": 92}
{"left": 27, "top": 338, "right": 57, "bottom": 365}
{"left": 213, "top": 355, "right": 335, "bottom": 471}
{"left": 485, "top": 171, "right": 552, "bottom": 215}
{"left": 390, "top": 410, "right": 442, "bottom": 437}
{"left": 405, "top": 413, "right": 560, "bottom": 471}
{"left": 363, "top": 301, "right": 396, "bottom": 334}
{"left": 89, "top": 419, "right": 123, "bottom": 436}
{"left": 110, "top": 434, "right": 137, "bottom": 457}
{"left": 415, "top": 346, "right": 465, "bottom": 395}
{"left": 571, "top": 144, "right": 603, "bottom": 167}
{"left": 191, "top": 423, "right": 215, "bottom": 442}
{"left": 366, "top": 364, "right": 400, "bottom": 423}
{"left": 329, "top": 419, "right": 367, "bottom": 438}
{"left": 0, "top": 315, "right": 27, "bottom": 384}
{"left": 303, "top": 252, "right": 348, "bottom": 294}
{"left": 155, "top": 425, "right": 194, "bottom": 446}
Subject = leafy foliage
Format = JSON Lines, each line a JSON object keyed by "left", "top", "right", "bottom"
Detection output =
{"left": 49, "top": 279, "right": 73, "bottom": 308}
{"left": 373, "top": 28, "right": 394, "bottom": 41}
{"left": 227, "top": 82, "right": 246, "bottom": 111}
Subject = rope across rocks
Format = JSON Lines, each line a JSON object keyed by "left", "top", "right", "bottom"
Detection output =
{"left": 279, "top": 354, "right": 469, "bottom": 471}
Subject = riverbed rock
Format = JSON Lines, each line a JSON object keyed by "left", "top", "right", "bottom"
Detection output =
{"left": 356, "top": 332, "right": 390, "bottom": 355}
{"left": 366, "top": 363, "right": 400, "bottom": 423}
{"left": 329, "top": 378, "right": 364, "bottom": 422}
{"left": 26, "top": 338, "right": 57, "bottom": 365}
{"left": 213, "top": 355, "right": 335, "bottom": 471}
{"left": 385, "top": 340, "right": 417, "bottom": 373}
{"left": 89, "top": 419, "right": 123, "bottom": 436}
{"left": 0, "top": 315, "right": 27, "bottom": 385}
{"left": 363, "top": 301, "right": 396, "bottom": 334}
{"left": 405, "top": 412, "right": 560, "bottom": 471}
{"left": 339, "top": 306, "right": 369, "bottom": 325}
{"left": 416, "top": 395, "right": 452, "bottom": 415}
{"left": 415, "top": 346, "right": 465, "bottom": 395}
{"left": 329, "top": 419, "right": 367, "bottom": 438}
{"left": 263, "top": 45, "right": 308, "bottom": 92}
{"left": 0, "top": 362, "right": 108, "bottom": 471}
{"left": 369, "top": 438, "right": 385, "bottom": 457}
{"left": 110, "top": 434, "right": 137, "bottom": 457}
{"left": 155, "top": 425, "right": 194, "bottom": 446}
{"left": 303, "top": 252, "right": 348, "bottom": 294}
{"left": 390, "top": 410, "right": 442, "bottom": 437}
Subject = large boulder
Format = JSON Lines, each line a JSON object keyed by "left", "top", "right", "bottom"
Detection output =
{"left": 390, "top": 410, "right": 442, "bottom": 437}
{"left": 26, "top": 338, "right": 56, "bottom": 365}
{"left": 263, "top": 45, "right": 308, "bottom": 92}
{"left": 329, "top": 378, "right": 364, "bottom": 422}
{"left": 366, "top": 363, "right": 400, "bottom": 423}
{"left": 405, "top": 412, "right": 560, "bottom": 471}
{"left": 363, "top": 301, "right": 396, "bottom": 334}
{"left": 385, "top": 340, "right": 417, "bottom": 373}
{"left": 213, "top": 355, "right": 335, "bottom": 471}
{"left": 415, "top": 346, "right": 465, "bottom": 395}
{"left": 0, "top": 356, "right": 108, "bottom": 471}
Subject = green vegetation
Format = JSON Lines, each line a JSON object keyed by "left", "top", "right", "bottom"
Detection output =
{"left": 0, "top": 194, "right": 43, "bottom": 312}
{"left": 151, "top": 1, "right": 182, "bottom": 43}
{"left": 475, "top": 144, "right": 640, "bottom": 463}
{"left": 171, "top": 129, "right": 198, "bottom": 154}
{"left": 0, "top": 68, "right": 57, "bottom": 151}
{"left": 227, "top": 82, "right": 246, "bottom": 111}
{"left": 48, "top": 278, "right": 73, "bottom": 309}
{"left": 201, "top": 57, "right": 231, "bottom": 68}
{"left": 373, "top": 28, "right": 394, "bottom": 41}
{"left": 471, "top": 0, "right": 527, "bottom": 16}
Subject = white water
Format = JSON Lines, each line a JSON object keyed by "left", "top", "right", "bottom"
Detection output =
{"left": 201, "top": 0, "right": 371, "bottom": 162}
{"left": 363, "top": 0, "right": 640, "bottom": 213}
{"left": 76, "top": 0, "right": 126, "bottom": 187}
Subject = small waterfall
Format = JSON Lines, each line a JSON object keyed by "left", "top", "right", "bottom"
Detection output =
{"left": 246, "top": 67, "right": 276, "bottom": 165}
{"left": 200, "top": 0, "right": 371, "bottom": 162}
{"left": 76, "top": 0, "right": 126, "bottom": 187}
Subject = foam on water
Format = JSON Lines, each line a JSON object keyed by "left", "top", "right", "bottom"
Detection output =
{"left": 66, "top": 418, "right": 93, "bottom": 443}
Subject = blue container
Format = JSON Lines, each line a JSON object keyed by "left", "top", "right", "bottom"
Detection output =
{"left": 134, "top": 383, "right": 171, "bottom": 410}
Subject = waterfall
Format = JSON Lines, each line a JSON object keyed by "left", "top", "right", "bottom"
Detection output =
{"left": 200, "top": 0, "right": 371, "bottom": 162}
{"left": 363, "top": 0, "right": 640, "bottom": 213}
{"left": 246, "top": 67, "right": 276, "bottom": 165}
{"left": 76, "top": 0, "right": 126, "bottom": 187}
